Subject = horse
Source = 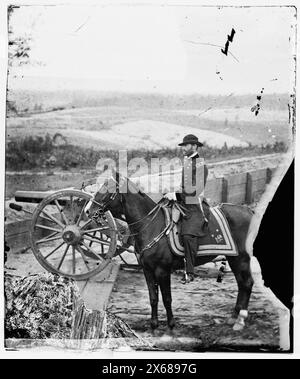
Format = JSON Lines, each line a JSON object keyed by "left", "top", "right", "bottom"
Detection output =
{"left": 87, "top": 172, "right": 254, "bottom": 333}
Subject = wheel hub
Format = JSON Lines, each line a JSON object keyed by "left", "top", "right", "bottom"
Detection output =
{"left": 62, "top": 225, "right": 82, "bottom": 245}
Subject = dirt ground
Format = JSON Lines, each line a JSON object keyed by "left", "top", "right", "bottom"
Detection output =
{"left": 5, "top": 245, "right": 289, "bottom": 353}
{"left": 108, "top": 262, "right": 285, "bottom": 353}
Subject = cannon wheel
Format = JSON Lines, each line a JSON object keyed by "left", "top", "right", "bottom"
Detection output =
{"left": 29, "top": 189, "right": 117, "bottom": 280}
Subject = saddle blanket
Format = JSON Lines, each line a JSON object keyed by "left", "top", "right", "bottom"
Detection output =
{"left": 165, "top": 206, "right": 238, "bottom": 257}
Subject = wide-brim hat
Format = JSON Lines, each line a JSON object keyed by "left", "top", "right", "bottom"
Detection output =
{"left": 178, "top": 134, "right": 203, "bottom": 147}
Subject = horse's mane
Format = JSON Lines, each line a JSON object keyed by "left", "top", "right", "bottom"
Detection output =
{"left": 125, "top": 176, "right": 157, "bottom": 206}
{"left": 106, "top": 170, "right": 156, "bottom": 206}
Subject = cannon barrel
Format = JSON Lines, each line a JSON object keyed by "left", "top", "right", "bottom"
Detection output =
{"left": 14, "top": 190, "right": 69, "bottom": 205}
{"left": 15, "top": 190, "right": 56, "bottom": 203}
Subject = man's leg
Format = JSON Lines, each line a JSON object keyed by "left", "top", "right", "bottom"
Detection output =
{"left": 182, "top": 234, "right": 198, "bottom": 281}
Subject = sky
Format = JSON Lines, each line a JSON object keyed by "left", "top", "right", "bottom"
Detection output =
{"left": 8, "top": 5, "right": 296, "bottom": 94}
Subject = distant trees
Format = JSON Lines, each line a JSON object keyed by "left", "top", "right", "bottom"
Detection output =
{"left": 8, "top": 6, "right": 32, "bottom": 69}
{"left": 7, "top": 6, "right": 40, "bottom": 114}
{"left": 6, "top": 134, "right": 288, "bottom": 171}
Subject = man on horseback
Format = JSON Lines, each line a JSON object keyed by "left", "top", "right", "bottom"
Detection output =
{"left": 164, "top": 134, "right": 209, "bottom": 284}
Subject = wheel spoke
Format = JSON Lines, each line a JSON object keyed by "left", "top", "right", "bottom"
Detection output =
{"left": 72, "top": 246, "right": 76, "bottom": 274}
{"left": 54, "top": 200, "right": 69, "bottom": 225}
{"left": 37, "top": 231, "right": 59, "bottom": 242}
{"left": 80, "top": 241, "right": 102, "bottom": 261}
{"left": 83, "top": 235, "right": 111, "bottom": 246}
{"left": 70, "top": 195, "right": 75, "bottom": 221}
{"left": 35, "top": 224, "right": 62, "bottom": 233}
{"left": 81, "top": 226, "right": 110, "bottom": 234}
{"left": 85, "top": 233, "right": 111, "bottom": 254}
{"left": 57, "top": 244, "right": 70, "bottom": 270}
{"left": 41, "top": 209, "right": 65, "bottom": 228}
{"left": 86, "top": 232, "right": 111, "bottom": 243}
{"left": 76, "top": 245, "right": 91, "bottom": 271}
{"left": 36, "top": 234, "right": 63, "bottom": 244}
{"left": 80, "top": 219, "right": 94, "bottom": 230}
{"left": 89, "top": 231, "right": 96, "bottom": 247}
{"left": 38, "top": 214, "right": 56, "bottom": 224}
{"left": 44, "top": 241, "right": 65, "bottom": 259}
{"left": 76, "top": 200, "right": 88, "bottom": 226}
{"left": 100, "top": 233, "right": 104, "bottom": 255}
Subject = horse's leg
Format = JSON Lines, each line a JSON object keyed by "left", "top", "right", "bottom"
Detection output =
{"left": 143, "top": 267, "right": 159, "bottom": 331}
{"left": 155, "top": 266, "right": 175, "bottom": 333}
{"left": 227, "top": 252, "right": 254, "bottom": 330}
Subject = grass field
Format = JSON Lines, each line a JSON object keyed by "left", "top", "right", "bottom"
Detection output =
{"left": 5, "top": 90, "right": 293, "bottom": 174}
{"left": 6, "top": 104, "right": 292, "bottom": 149}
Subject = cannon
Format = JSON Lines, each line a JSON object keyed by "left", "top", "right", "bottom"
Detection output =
{"left": 9, "top": 183, "right": 134, "bottom": 280}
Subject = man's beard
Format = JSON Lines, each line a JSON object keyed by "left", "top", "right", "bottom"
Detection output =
{"left": 184, "top": 150, "right": 194, "bottom": 157}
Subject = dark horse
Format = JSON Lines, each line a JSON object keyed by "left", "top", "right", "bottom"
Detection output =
{"left": 88, "top": 173, "right": 254, "bottom": 333}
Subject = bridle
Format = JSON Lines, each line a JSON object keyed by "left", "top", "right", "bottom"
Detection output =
{"left": 90, "top": 183, "right": 122, "bottom": 222}
{"left": 88, "top": 176, "right": 173, "bottom": 253}
{"left": 90, "top": 177, "right": 155, "bottom": 226}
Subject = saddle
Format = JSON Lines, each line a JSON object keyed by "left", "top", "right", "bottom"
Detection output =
{"left": 164, "top": 201, "right": 238, "bottom": 257}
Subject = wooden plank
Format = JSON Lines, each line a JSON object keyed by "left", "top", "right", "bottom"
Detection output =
{"left": 5, "top": 220, "right": 33, "bottom": 253}
{"left": 249, "top": 168, "right": 267, "bottom": 181}
{"left": 5, "top": 219, "right": 32, "bottom": 236}
{"left": 76, "top": 262, "right": 120, "bottom": 312}
{"left": 251, "top": 168, "right": 268, "bottom": 200}
{"left": 252, "top": 178, "right": 267, "bottom": 192}
{"left": 226, "top": 173, "right": 247, "bottom": 186}
{"left": 266, "top": 167, "right": 273, "bottom": 184}
{"left": 221, "top": 177, "right": 228, "bottom": 203}
{"left": 227, "top": 193, "right": 246, "bottom": 204}
{"left": 5, "top": 216, "right": 56, "bottom": 253}
{"left": 205, "top": 178, "right": 223, "bottom": 204}
{"left": 245, "top": 172, "right": 253, "bottom": 204}
{"left": 227, "top": 183, "right": 247, "bottom": 203}
{"left": 226, "top": 173, "right": 248, "bottom": 204}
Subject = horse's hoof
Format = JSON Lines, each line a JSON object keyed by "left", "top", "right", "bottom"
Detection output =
{"left": 150, "top": 319, "right": 159, "bottom": 330}
{"left": 232, "top": 310, "right": 248, "bottom": 330}
{"left": 233, "top": 322, "right": 245, "bottom": 331}
{"left": 168, "top": 319, "right": 176, "bottom": 330}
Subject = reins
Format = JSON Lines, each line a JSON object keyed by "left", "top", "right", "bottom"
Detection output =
{"left": 117, "top": 198, "right": 173, "bottom": 254}
{"left": 90, "top": 177, "right": 174, "bottom": 254}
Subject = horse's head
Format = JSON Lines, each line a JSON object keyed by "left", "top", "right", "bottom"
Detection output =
{"left": 87, "top": 171, "right": 125, "bottom": 222}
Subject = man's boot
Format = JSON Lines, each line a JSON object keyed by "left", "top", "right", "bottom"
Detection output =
{"left": 181, "top": 272, "right": 194, "bottom": 284}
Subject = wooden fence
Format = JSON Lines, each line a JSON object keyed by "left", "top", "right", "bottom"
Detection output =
{"left": 5, "top": 166, "right": 278, "bottom": 253}
{"left": 205, "top": 167, "right": 276, "bottom": 206}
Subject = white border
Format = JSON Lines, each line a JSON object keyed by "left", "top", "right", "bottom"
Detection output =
{"left": 0, "top": 0, "right": 298, "bottom": 359}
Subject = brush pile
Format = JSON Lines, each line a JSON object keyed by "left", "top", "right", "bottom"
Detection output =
{"left": 5, "top": 272, "right": 154, "bottom": 350}
{"left": 5, "top": 273, "right": 78, "bottom": 339}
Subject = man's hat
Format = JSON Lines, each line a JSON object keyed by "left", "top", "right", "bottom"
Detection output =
{"left": 178, "top": 134, "right": 203, "bottom": 147}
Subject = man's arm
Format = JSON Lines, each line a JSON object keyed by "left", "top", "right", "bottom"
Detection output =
{"left": 164, "top": 160, "right": 208, "bottom": 202}
{"left": 204, "top": 164, "right": 208, "bottom": 187}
